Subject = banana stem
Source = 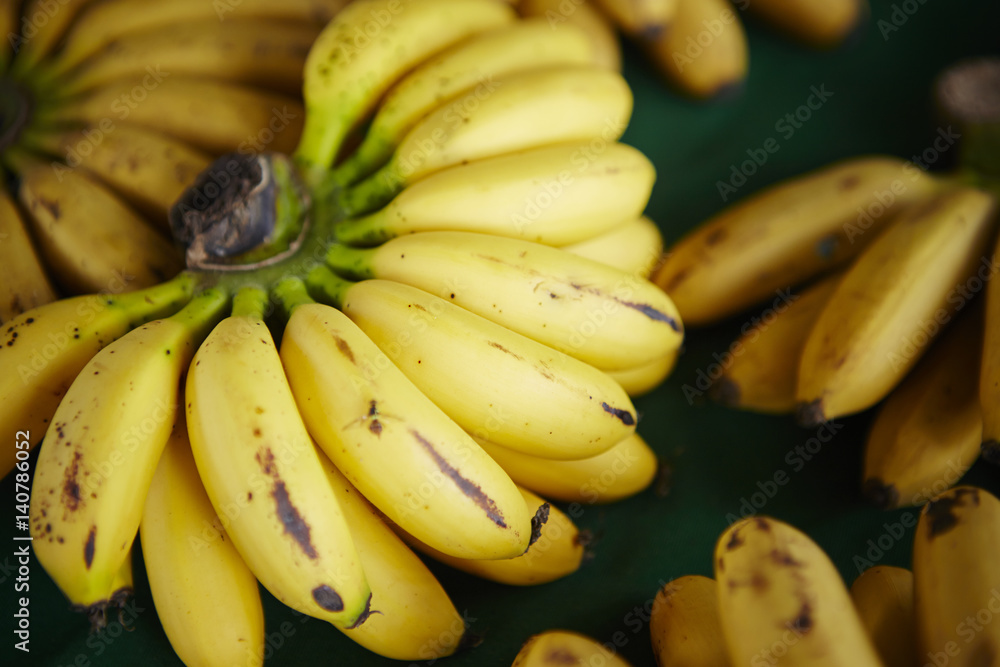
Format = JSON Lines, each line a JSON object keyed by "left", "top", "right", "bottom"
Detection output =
{"left": 166, "top": 288, "right": 231, "bottom": 344}
{"left": 339, "top": 165, "right": 400, "bottom": 217}
{"left": 230, "top": 285, "right": 270, "bottom": 320}
{"left": 325, "top": 243, "right": 375, "bottom": 280}
{"left": 114, "top": 272, "right": 200, "bottom": 326}
{"left": 305, "top": 264, "right": 353, "bottom": 308}
{"left": 270, "top": 276, "right": 315, "bottom": 324}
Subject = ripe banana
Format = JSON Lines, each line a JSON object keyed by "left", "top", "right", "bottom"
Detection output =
{"left": 41, "top": 76, "right": 305, "bottom": 156}
{"left": 341, "top": 65, "right": 634, "bottom": 215}
{"left": 0, "top": 0, "right": 19, "bottom": 72}
{"left": 593, "top": 0, "right": 677, "bottom": 38}
{"left": 796, "top": 185, "right": 997, "bottom": 425}
{"left": 862, "top": 306, "right": 983, "bottom": 509}
{"left": 28, "top": 288, "right": 227, "bottom": 612}
{"left": 605, "top": 349, "right": 678, "bottom": 397}
{"left": 476, "top": 433, "right": 659, "bottom": 504}
{"left": 0, "top": 185, "right": 57, "bottom": 322}
{"left": 298, "top": 0, "right": 517, "bottom": 171}
{"left": 0, "top": 274, "right": 195, "bottom": 478}
{"left": 980, "top": 229, "right": 1000, "bottom": 465}
{"left": 745, "top": 0, "right": 868, "bottom": 50}
{"left": 307, "top": 272, "right": 638, "bottom": 457}
{"left": 517, "top": 0, "right": 622, "bottom": 72}
{"left": 6, "top": 0, "right": 95, "bottom": 76}
{"left": 850, "top": 565, "right": 917, "bottom": 667}
{"left": 714, "top": 516, "right": 884, "bottom": 667}
{"left": 316, "top": 451, "right": 466, "bottom": 661}
{"left": 336, "top": 141, "right": 655, "bottom": 248}
{"left": 649, "top": 574, "right": 729, "bottom": 667}
{"left": 643, "top": 0, "right": 747, "bottom": 100}
{"left": 332, "top": 18, "right": 602, "bottom": 186}
{"left": 11, "top": 149, "right": 182, "bottom": 294}
{"left": 140, "top": 413, "right": 266, "bottom": 667}
{"left": 654, "top": 156, "right": 943, "bottom": 326}
{"left": 399, "top": 486, "right": 586, "bottom": 586}
{"left": 512, "top": 629, "right": 635, "bottom": 666}
{"left": 562, "top": 215, "right": 665, "bottom": 278}
{"left": 711, "top": 273, "right": 840, "bottom": 415}
{"left": 276, "top": 285, "right": 534, "bottom": 560}
{"left": 912, "top": 486, "right": 1000, "bottom": 667}
{"left": 185, "top": 287, "right": 371, "bottom": 628}
{"left": 325, "top": 230, "right": 684, "bottom": 371}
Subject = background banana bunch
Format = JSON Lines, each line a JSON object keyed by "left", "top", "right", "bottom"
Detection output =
{"left": 3, "top": 1, "right": 680, "bottom": 663}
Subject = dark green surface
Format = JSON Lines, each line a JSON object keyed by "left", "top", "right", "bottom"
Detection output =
{"left": 4, "top": 1, "right": 1000, "bottom": 664}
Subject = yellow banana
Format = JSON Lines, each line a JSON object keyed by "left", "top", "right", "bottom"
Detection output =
{"left": 185, "top": 287, "right": 371, "bottom": 628}
{"left": 912, "top": 486, "right": 1000, "bottom": 667}
{"left": 333, "top": 18, "right": 601, "bottom": 185}
{"left": 850, "top": 565, "right": 917, "bottom": 667}
{"left": 400, "top": 486, "right": 586, "bottom": 586}
{"left": 711, "top": 273, "right": 840, "bottom": 415}
{"left": 649, "top": 574, "right": 730, "bottom": 667}
{"left": 562, "top": 215, "right": 665, "bottom": 278}
{"left": 512, "top": 629, "right": 636, "bottom": 666}
{"left": 643, "top": 0, "right": 747, "bottom": 100}
{"left": 745, "top": 0, "right": 869, "bottom": 49}
{"left": 653, "top": 156, "right": 943, "bottom": 326}
{"left": 325, "top": 230, "right": 684, "bottom": 371}
{"left": 11, "top": 150, "right": 182, "bottom": 294}
{"left": 336, "top": 141, "right": 655, "bottom": 248}
{"left": 317, "top": 450, "right": 466, "bottom": 661}
{"left": 276, "top": 283, "right": 534, "bottom": 560}
{"left": 979, "top": 227, "right": 1000, "bottom": 465}
{"left": 342, "top": 65, "right": 635, "bottom": 214}
{"left": 40, "top": 76, "right": 304, "bottom": 156}
{"left": 30, "top": 124, "right": 211, "bottom": 228}
{"left": 476, "top": 433, "right": 658, "bottom": 504}
{"left": 593, "top": 0, "right": 677, "bottom": 38}
{"left": 140, "top": 413, "right": 266, "bottom": 667}
{"left": 7, "top": 0, "right": 97, "bottom": 76}
{"left": 308, "top": 272, "right": 638, "bottom": 458}
{"left": 298, "top": 0, "right": 517, "bottom": 171}
{"left": 0, "top": 274, "right": 195, "bottom": 478}
{"left": 1, "top": 0, "right": 20, "bottom": 72}
{"left": 518, "top": 0, "right": 622, "bottom": 72}
{"left": 714, "top": 516, "right": 884, "bottom": 667}
{"left": 28, "top": 288, "right": 227, "bottom": 613}
{"left": 796, "top": 185, "right": 997, "bottom": 425}
{"left": 862, "top": 306, "right": 983, "bottom": 509}
{"left": 0, "top": 185, "right": 57, "bottom": 322}
{"left": 605, "top": 349, "right": 678, "bottom": 397}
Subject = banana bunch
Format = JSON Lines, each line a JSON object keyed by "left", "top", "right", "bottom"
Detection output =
{"left": 653, "top": 150, "right": 1000, "bottom": 505}
{"left": 9, "top": 1, "right": 680, "bottom": 663}
{"left": 648, "top": 491, "right": 1000, "bottom": 667}
{"left": 0, "top": 0, "right": 341, "bottom": 321}
{"left": 512, "top": 0, "right": 868, "bottom": 100}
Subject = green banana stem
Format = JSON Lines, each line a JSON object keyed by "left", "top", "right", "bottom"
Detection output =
{"left": 338, "top": 165, "right": 401, "bottom": 217}
{"left": 270, "top": 276, "right": 315, "bottom": 324}
{"left": 324, "top": 244, "right": 376, "bottom": 280}
{"left": 305, "top": 264, "right": 354, "bottom": 309}
{"left": 166, "top": 288, "right": 231, "bottom": 345}
{"left": 230, "top": 285, "right": 270, "bottom": 320}
{"left": 113, "top": 271, "right": 200, "bottom": 326}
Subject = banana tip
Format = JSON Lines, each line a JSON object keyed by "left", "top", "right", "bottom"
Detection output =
{"left": 794, "top": 400, "right": 826, "bottom": 428}
{"left": 982, "top": 440, "right": 1000, "bottom": 466}
{"left": 861, "top": 478, "right": 898, "bottom": 510}
{"left": 708, "top": 376, "right": 740, "bottom": 406}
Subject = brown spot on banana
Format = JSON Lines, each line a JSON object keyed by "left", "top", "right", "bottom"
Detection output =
{"left": 62, "top": 450, "right": 84, "bottom": 511}
{"left": 601, "top": 402, "right": 635, "bottom": 426}
{"left": 256, "top": 447, "right": 318, "bottom": 559}
{"left": 84, "top": 525, "right": 96, "bottom": 569}
{"left": 924, "top": 487, "right": 980, "bottom": 538}
{"left": 333, "top": 334, "right": 355, "bottom": 364}
{"left": 789, "top": 601, "right": 813, "bottom": 634}
{"left": 527, "top": 503, "right": 550, "bottom": 549}
{"left": 545, "top": 648, "right": 580, "bottom": 664}
{"left": 311, "top": 584, "right": 344, "bottom": 612}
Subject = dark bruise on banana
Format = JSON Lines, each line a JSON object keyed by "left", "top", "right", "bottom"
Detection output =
{"left": 922, "top": 486, "right": 980, "bottom": 537}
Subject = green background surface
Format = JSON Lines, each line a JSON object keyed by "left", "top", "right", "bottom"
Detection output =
{"left": 5, "top": 0, "right": 1000, "bottom": 664}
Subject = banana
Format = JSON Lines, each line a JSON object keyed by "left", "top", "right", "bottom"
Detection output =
{"left": 593, "top": 0, "right": 677, "bottom": 38}
{"left": 912, "top": 486, "right": 1000, "bottom": 667}
{"left": 980, "top": 227, "right": 1000, "bottom": 465}
{"left": 649, "top": 574, "right": 729, "bottom": 667}
{"left": 796, "top": 185, "right": 997, "bottom": 426}
{"left": 276, "top": 281, "right": 534, "bottom": 559}
{"left": 605, "top": 349, "right": 678, "bottom": 397}
{"left": 512, "top": 630, "right": 636, "bottom": 666}
{"left": 643, "top": 0, "right": 747, "bottom": 100}
{"left": 54, "top": 19, "right": 321, "bottom": 97}
{"left": 399, "top": 486, "right": 586, "bottom": 586}
{"left": 653, "top": 156, "right": 944, "bottom": 327}
{"left": 744, "top": 0, "right": 869, "bottom": 50}
{"left": 336, "top": 141, "right": 655, "bottom": 247}
{"left": 562, "top": 215, "right": 665, "bottom": 278}
{"left": 28, "top": 288, "right": 227, "bottom": 613}
{"left": 0, "top": 274, "right": 195, "bottom": 478}
{"left": 1, "top": 0, "right": 20, "bottom": 72}
{"left": 324, "top": 230, "right": 684, "bottom": 371}
{"left": 30, "top": 124, "right": 211, "bottom": 228}
{"left": 476, "top": 433, "right": 659, "bottom": 504}
{"left": 307, "top": 272, "right": 638, "bottom": 458}
{"left": 40, "top": 76, "right": 305, "bottom": 156}
{"left": 11, "top": 149, "right": 183, "bottom": 294}
{"left": 140, "top": 413, "right": 266, "bottom": 667}
{"left": 298, "top": 0, "right": 517, "bottom": 171}
{"left": 185, "top": 287, "right": 371, "bottom": 628}
{"left": 316, "top": 452, "right": 466, "bottom": 661}
{"left": 518, "top": 0, "right": 622, "bottom": 72}
{"left": 849, "top": 565, "right": 917, "bottom": 667}
{"left": 714, "top": 516, "right": 884, "bottom": 667}
{"left": 332, "top": 18, "right": 602, "bottom": 186}
{"left": 710, "top": 273, "right": 840, "bottom": 415}
{"left": 341, "top": 65, "right": 634, "bottom": 214}
{"left": 862, "top": 306, "right": 983, "bottom": 510}
{"left": 7, "top": 0, "right": 97, "bottom": 76}
{"left": 0, "top": 185, "right": 57, "bottom": 322}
